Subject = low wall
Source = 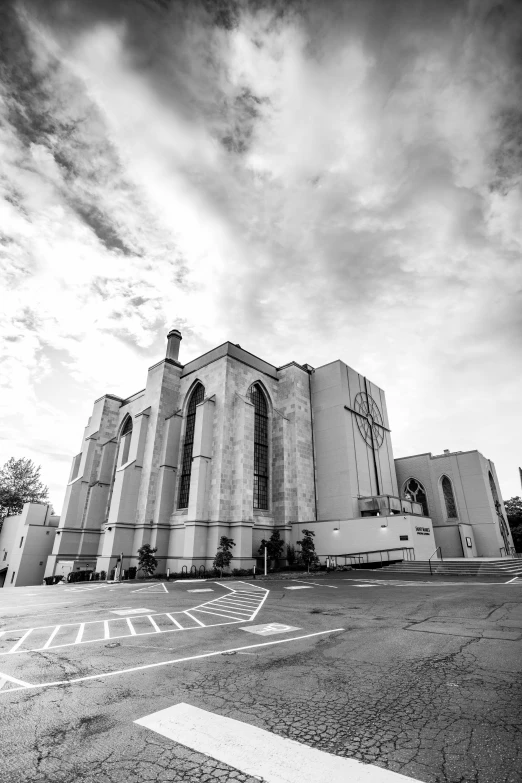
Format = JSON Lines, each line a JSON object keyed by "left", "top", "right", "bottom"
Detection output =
{"left": 291, "top": 515, "right": 436, "bottom": 563}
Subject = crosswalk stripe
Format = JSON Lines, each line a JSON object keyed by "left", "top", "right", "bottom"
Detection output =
{"left": 42, "top": 626, "right": 61, "bottom": 650}
{"left": 10, "top": 630, "right": 33, "bottom": 653}
{"left": 184, "top": 611, "right": 205, "bottom": 627}
{"left": 126, "top": 618, "right": 137, "bottom": 636}
{"left": 148, "top": 616, "right": 161, "bottom": 632}
{"left": 166, "top": 613, "right": 184, "bottom": 629}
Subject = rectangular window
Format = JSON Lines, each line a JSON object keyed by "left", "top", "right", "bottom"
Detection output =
{"left": 19, "top": 537, "right": 24, "bottom": 548}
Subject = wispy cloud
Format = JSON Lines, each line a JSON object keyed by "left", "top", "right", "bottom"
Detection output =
{"left": 0, "top": 0, "right": 521, "bottom": 508}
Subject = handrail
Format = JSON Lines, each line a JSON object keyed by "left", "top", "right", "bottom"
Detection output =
{"left": 330, "top": 547, "right": 415, "bottom": 568}
{"left": 428, "top": 546, "right": 443, "bottom": 575}
{"left": 499, "top": 546, "right": 506, "bottom": 557}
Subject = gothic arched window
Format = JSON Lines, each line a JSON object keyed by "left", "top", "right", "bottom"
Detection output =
{"left": 119, "top": 416, "right": 133, "bottom": 465}
{"left": 250, "top": 384, "right": 269, "bottom": 510}
{"left": 178, "top": 383, "right": 205, "bottom": 509}
{"left": 441, "top": 475, "right": 458, "bottom": 519}
{"left": 403, "top": 478, "right": 429, "bottom": 517}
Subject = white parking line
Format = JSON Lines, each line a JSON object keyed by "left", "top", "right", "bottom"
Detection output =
{"left": 292, "top": 580, "right": 339, "bottom": 589}
{"left": 2, "top": 629, "right": 344, "bottom": 693}
{"left": 0, "top": 671, "right": 33, "bottom": 688}
{"left": 9, "top": 630, "right": 32, "bottom": 653}
{"left": 0, "top": 582, "right": 269, "bottom": 656}
{"left": 286, "top": 586, "right": 313, "bottom": 590}
{"left": 187, "top": 589, "right": 214, "bottom": 593}
{"left": 135, "top": 702, "right": 419, "bottom": 783}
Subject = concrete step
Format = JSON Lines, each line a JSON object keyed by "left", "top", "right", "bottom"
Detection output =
{"left": 382, "top": 559, "right": 522, "bottom": 577}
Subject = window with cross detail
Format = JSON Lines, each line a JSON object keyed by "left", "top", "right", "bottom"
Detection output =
{"left": 403, "top": 478, "right": 429, "bottom": 517}
{"left": 178, "top": 383, "right": 205, "bottom": 509}
{"left": 250, "top": 384, "right": 269, "bottom": 510}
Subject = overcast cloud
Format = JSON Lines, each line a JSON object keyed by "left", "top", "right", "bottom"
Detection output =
{"left": 0, "top": 0, "right": 521, "bottom": 510}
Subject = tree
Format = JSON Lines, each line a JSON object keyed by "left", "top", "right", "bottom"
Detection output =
{"left": 0, "top": 457, "right": 49, "bottom": 530}
{"left": 505, "top": 496, "right": 522, "bottom": 553}
{"left": 213, "top": 536, "right": 235, "bottom": 576}
{"left": 137, "top": 544, "right": 158, "bottom": 577}
{"left": 258, "top": 530, "right": 285, "bottom": 565}
{"left": 296, "top": 529, "right": 320, "bottom": 573}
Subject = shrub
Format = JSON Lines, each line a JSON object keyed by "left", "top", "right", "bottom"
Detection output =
{"left": 100, "top": 570, "right": 106, "bottom": 580}
{"left": 127, "top": 566, "right": 137, "bottom": 580}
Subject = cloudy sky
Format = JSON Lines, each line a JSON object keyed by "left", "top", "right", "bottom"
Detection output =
{"left": 1, "top": 0, "right": 521, "bottom": 512}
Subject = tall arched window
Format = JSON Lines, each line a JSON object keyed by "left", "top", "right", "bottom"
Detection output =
{"left": 119, "top": 416, "right": 133, "bottom": 465}
{"left": 403, "top": 478, "right": 429, "bottom": 517}
{"left": 178, "top": 383, "right": 205, "bottom": 509}
{"left": 441, "top": 475, "right": 458, "bottom": 518}
{"left": 250, "top": 384, "right": 268, "bottom": 510}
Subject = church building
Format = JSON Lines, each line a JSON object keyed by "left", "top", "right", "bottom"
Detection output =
{"left": 44, "top": 330, "right": 514, "bottom": 579}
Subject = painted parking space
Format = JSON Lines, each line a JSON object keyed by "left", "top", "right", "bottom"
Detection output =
{"left": 0, "top": 582, "right": 268, "bottom": 657}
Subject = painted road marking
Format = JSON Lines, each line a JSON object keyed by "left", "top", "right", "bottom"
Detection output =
{"left": 187, "top": 589, "right": 214, "bottom": 593}
{"left": 1, "top": 629, "right": 344, "bottom": 694}
{"left": 286, "top": 586, "right": 313, "bottom": 590}
{"left": 110, "top": 608, "right": 153, "bottom": 616}
{"left": 0, "top": 671, "right": 33, "bottom": 690}
{"left": 293, "top": 580, "right": 338, "bottom": 589}
{"left": 0, "top": 582, "right": 268, "bottom": 656}
{"left": 343, "top": 578, "right": 522, "bottom": 587}
{"left": 241, "top": 623, "right": 301, "bottom": 636}
{"left": 135, "top": 702, "right": 418, "bottom": 783}
{"left": 174, "top": 579, "right": 207, "bottom": 583}
{"left": 132, "top": 583, "right": 169, "bottom": 593}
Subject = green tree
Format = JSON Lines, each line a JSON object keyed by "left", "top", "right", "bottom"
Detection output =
{"left": 505, "top": 496, "right": 522, "bottom": 553}
{"left": 137, "top": 544, "right": 158, "bottom": 577}
{"left": 258, "top": 529, "right": 285, "bottom": 565}
{"left": 296, "top": 529, "right": 319, "bottom": 573}
{"left": 0, "top": 457, "right": 49, "bottom": 530}
{"left": 213, "top": 536, "right": 235, "bottom": 576}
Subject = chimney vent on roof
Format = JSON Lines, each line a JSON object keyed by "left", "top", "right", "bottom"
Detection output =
{"left": 166, "top": 329, "right": 182, "bottom": 362}
{"left": 443, "top": 449, "right": 450, "bottom": 454}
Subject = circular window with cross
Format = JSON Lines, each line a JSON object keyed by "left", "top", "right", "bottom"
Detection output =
{"left": 353, "top": 392, "right": 385, "bottom": 449}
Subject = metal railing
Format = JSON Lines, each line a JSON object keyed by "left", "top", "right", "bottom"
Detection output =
{"left": 428, "top": 546, "right": 443, "bottom": 575}
{"left": 331, "top": 547, "right": 415, "bottom": 568}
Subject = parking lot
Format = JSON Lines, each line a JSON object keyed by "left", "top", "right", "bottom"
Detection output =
{"left": 1, "top": 572, "right": 521, "bottom": 783}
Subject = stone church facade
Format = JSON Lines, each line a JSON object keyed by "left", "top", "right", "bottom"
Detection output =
{"left": 44, "top": 330, "right": 513, "bottom": 579}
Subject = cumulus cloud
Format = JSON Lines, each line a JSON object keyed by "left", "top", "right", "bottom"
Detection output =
{"left": 0, "top": 0, "right": 521, "bottom": 508}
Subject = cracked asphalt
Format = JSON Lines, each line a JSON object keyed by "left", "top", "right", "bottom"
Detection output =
{"left": 0, "top": 574, "right": 521, "bottom": 783}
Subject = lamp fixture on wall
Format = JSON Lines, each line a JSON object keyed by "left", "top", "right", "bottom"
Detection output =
{"left": 333, "top": 526, "right": 339, "bottom": 532}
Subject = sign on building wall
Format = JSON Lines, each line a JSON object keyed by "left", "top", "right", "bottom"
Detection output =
{"left": 415, "top": 526, "right": 431, "bottom": 536}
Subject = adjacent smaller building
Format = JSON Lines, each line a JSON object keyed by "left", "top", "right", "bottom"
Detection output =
{"left": 395, "top": 450, "right": 514, "bottom": 558}
{"left": 0, "top": 504, "right": 59, "bottom": 588}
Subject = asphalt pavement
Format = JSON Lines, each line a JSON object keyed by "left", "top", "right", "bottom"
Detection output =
{"left": 0, "top": 572, "right": 521, "bottom": 783}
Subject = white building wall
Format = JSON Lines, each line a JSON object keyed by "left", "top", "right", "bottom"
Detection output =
{"left": 1, "top": 504, "right": 59, "bottom": 588}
